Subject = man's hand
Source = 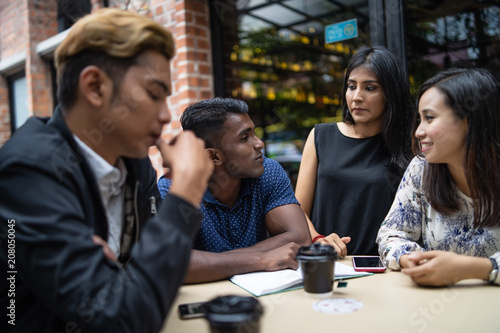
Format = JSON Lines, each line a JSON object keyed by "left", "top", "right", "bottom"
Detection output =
{"left": 156, "top": 130, "right": 213, "bottom": 207}
{"left": 92, "top": 235, "right": 117, "bottom": 263}
{"left": 261, "top": 242, "right": 300, "bottom": 271}
{"left": 318, "top": 233, "right": 351, "bottom": 258}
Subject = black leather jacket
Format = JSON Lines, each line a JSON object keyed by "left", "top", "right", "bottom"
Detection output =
{"left": 0, "top": 107, "right": 202, "bottom": 332}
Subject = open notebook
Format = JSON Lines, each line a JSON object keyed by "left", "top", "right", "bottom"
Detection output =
{"left": 230, "top": 262, "right": 372, "bottom": 297}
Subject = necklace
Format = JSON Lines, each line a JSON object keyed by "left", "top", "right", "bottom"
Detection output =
{"left": 352, "top": 124, "right": 358, "bottom": 138}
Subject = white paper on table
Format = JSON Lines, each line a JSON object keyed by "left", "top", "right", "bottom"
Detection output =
{"left": 229, "top": 262, "right": 372, "bottom": 297}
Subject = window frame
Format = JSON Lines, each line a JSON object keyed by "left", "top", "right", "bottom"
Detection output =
{"left": 7, "top": 70, "right": 28, "bottom": 134}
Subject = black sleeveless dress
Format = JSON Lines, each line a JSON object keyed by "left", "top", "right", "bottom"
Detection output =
{"left": 311, "top": 123, "right": 403, "bottom": 255}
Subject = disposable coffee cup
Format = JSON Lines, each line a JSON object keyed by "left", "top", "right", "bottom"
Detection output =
{"left": 204, "top": 295, "right": 264, "bottom": 333}
{"left": 297, "top": 243, "right": 338, "bottom": 298}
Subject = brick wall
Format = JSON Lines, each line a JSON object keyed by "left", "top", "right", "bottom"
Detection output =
{"left": 0, "top": 0, "right": 29, "bottom": 145}
{"left": 26, "top": 0, "right": 58, "bottom": 118}
{"left": 0, "top": 0, "right": 28, "bottom": 57}
{"left": 0, "top": 78, "right": 9, "bottom": 144}
{"left": 148, "top": 0, "right": 214, "bottom": 177}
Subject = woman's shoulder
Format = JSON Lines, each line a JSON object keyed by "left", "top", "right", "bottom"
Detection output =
{"left": 315, "top": 122, "right": 339, "bottom": 131}
{"left": 407, "top": 156, "right": 426, "bottom": 170}
{"left": 313, "top": 122, "right": 340, "bottom": 139}
{"left": 400, "top": 156, "right": 426, "bottom": 189}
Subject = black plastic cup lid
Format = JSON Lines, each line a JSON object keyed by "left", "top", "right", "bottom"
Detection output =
{"left": 204, "top": 295, "right": 263, "bottom": 324}
{"left": 296, "top": 243, "right": 338, "bottom": 261}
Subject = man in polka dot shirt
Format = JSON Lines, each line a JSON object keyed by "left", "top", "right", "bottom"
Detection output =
{"left": 158, "top": 97, "right": 312, "bottom": 283}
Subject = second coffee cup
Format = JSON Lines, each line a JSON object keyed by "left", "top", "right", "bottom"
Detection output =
{"left": 297, "top": 243, "right": 338, "bottom": 298}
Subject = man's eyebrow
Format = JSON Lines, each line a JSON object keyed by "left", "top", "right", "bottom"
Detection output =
{"left": 238, "top": 127, "right": 253, "bottom": 136}
{"left": 146, "top": 78, "right": 169, "bottom": 94}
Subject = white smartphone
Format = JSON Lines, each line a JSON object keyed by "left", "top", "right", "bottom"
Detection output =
{"left": 352, "top": 256, "right": 386, "bottom": 272}
{"left": 178, "top": 301, "right": 207, "bottom": 319}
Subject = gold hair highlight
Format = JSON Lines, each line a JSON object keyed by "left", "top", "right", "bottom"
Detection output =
{"left": 55, "top": 8, "right": 174, "bottom": 80}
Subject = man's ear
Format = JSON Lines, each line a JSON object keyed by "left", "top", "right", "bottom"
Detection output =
{"left": 207, "top": 148, "right": 225, "bottom": 166}
{"left": 79, "top": 65, "right": 111, "bottom": 108}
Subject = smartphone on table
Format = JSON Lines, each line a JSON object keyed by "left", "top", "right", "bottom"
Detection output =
{"left": 178, "top": 301, "right": 207, "bottom": 319}
{"left": 352, "top": 256, "right": 386, "bottom": 272}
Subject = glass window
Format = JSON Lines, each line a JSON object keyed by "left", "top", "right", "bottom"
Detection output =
{"left": 405, "top": 1, "right": 500, "bottom": 92}
{"left": 213, "top": 0, "right": 370, "bottom": 148}
{"left": 57, "top": 0, "right": 91, "bottom": 32}
{"left": 8, "top": 74, "right": 29, "bottom": 131}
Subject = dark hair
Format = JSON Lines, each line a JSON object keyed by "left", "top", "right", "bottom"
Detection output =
{"left": 413, "top": 68, "right": 500, "bottom": 228}
{"left": 341, "top": 45, "right": 414, "bottom": 171}
{"left": 181, "top": 97, "right": 249, "bottom": 148}
{"left": 57, "top": 50, "right": 137, "bottom": 109}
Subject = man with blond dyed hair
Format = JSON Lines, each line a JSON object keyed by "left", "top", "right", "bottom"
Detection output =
{"left": 0, "top": 8, "right": 212, "bottom": 332}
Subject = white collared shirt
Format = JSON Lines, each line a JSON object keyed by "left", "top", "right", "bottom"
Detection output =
{"left": 73, "top": 135, "right": 128, "bottom": 257}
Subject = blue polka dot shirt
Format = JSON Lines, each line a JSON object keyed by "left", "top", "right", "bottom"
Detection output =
{"left": 158, "top": 157, "right": 299, "bottom": 252}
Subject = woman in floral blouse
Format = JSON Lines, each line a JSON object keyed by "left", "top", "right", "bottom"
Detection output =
{"left": 377, "top": 68, "right": 500, "bottom": 286}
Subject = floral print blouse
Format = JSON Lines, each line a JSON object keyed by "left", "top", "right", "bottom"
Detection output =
{"left": 376, "top": 157, "right": 500, "bottom": 284}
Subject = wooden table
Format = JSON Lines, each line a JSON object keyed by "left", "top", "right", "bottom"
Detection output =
{"left": 161, "top": 256, "right": 499, "bottom": 333}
